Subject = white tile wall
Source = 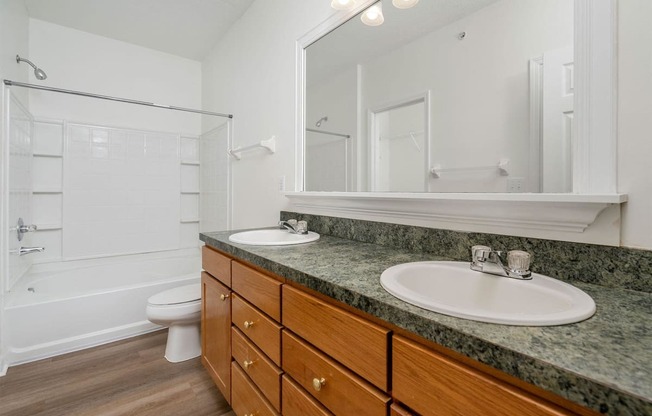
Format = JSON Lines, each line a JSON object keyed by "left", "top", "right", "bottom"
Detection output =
{"left": 32, "top": 121, "right": 63, "bottom": 156}
{"left": 200, "top": 122, "right": 230, "bottom": 233}
{"left": 32, "top": 157, "right": 62, "bottom": 192}
{"left": 9, "top": 116, "right": 218, "bottom": 269}
{"left": 180, "top": 136, "right": 199, "bottom": 162}
{"left": 63, "top": 123, "right": 181, "bottom": 259}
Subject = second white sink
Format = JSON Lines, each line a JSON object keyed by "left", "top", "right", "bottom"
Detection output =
{"left": 229, "top": 229, "right": 320, "bottom": 246}
{"left": 380, "top": 261, "right": 596, "bottom": 326}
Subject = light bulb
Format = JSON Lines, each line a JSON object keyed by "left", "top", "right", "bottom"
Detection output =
{"left": 361, "top": 4, "right": 384, "bottom": 26}
{"left": 331, "top": 0, "right": 356, "bottom": 11}
{"left": 392, "top": 0, "right": 419, "bottom": 9}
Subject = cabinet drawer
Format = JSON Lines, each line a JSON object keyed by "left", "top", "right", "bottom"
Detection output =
{"left": 282, "top": 330, "right": 390, "bottom": 416}
{"left": 393, "top": 336, "right": 570, "bottom": 416}
{"left": 202, "top": 246, "right": 231, "bottom": 286}
{"left": 232, "top": 261, "right": 282, "bottom": 321}
{"left": 231, "top": 361, "right": 279, "bottom": 416}
{"left": 232, "top": 293, "right": 282, "bottom": 366}
{"left": 390, "top": 403, "right": 417, "bottom": 416}
{"left": 282, "top": 375, "right": 333, "bottom": 416}
{"left": 282, "top": 285, "right": 390, "bottom": 390}
{"left": 232, "top": 327, "right": 282, "bottom": 412}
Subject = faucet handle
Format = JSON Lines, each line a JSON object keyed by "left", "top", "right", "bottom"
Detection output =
{"left": 507, "top": 250, "right": 531, "bottom": 273}
{"left": 472, "top": 245, "right": 492, "bottom": 262}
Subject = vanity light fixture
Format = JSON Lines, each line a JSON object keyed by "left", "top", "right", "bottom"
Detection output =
{"left": 330, "top": 0, "right": 356, "bottom": 10}
{"left": 361, "top": 3, "right": 384, "bottom": 26}
{"left": 392, "top": 0, "right": 419, "bottom": 9}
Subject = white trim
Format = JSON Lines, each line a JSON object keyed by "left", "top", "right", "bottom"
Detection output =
{"left": 285, "top": 192, "right": 626, "bottom": 234}
{"left": 573, "top": 0, "right": 618, "bottom": 193}
{"left": 529, "top": 57, "right": 543, "bottom": 193}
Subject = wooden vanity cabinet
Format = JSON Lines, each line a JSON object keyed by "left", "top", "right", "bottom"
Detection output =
{"left": 201, "top": 247, "right": 592, "bottom": 416}
{"left": 201, "top": 270, "right": 232, "bottom": 403}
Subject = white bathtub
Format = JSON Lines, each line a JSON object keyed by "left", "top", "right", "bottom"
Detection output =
{"left": 4, "top": 248, "right": 201, "bottom": 366}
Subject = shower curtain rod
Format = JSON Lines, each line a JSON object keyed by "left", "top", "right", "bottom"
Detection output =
{"left": 3, "top": 79, "right": 233, "bottom": 119}
{"left": 306, "top": 128, "right": 350, "bottom": 139}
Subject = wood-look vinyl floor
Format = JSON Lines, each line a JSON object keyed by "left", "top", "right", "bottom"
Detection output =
{"left": 0, "top": 330, "right": 235, "bottom": 416}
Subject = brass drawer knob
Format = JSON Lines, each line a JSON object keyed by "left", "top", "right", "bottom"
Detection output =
{"left": 220, "top": 293, "right": 229, "bottom": 301}
{"left": 243, "top": 360, "right": 254, "bottom": 370}
{"left": 243, "top": 320, "right": 254, "bottom": 329}
{"left": 312, "top": 377, "right": 326, "bottom": 391}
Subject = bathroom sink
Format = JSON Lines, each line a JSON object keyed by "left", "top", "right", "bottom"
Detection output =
{"left": 228, "top": 229, "right": 320, "bottom": 246}
{"left": 380, "top": 261, "right": 596, "bottom": 326}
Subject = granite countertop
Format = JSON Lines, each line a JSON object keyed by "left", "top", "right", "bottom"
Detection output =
{"left": 200, "top": 230, "right": 652, "bottom": 415}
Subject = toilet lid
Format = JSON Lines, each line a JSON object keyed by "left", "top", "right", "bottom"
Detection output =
{"left": 148, "top": 283, "right": 201, "bottom": 305}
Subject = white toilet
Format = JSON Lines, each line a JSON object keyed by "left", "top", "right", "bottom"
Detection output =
{"left": 146, "top": 283, "right": 202, "bottom": 363}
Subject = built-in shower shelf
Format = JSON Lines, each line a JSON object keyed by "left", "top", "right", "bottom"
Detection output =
{"left": 180, "top": 160, "right": 200, "bottom": 166}
{"left": 180, "top": 218, "right": 200, "bottom": 224}
{"left": 180, "top": 191, "right": 200, "bottom": 195}
{"left": 33, "top": 188, "right": 63, "bottom": 194}
{"left": 33, "top": 153, "right": 63, "bottom": 158}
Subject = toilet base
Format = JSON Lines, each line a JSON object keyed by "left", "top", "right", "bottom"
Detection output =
{"left": 164, "top": 322, "right": 201, "bottom": 363}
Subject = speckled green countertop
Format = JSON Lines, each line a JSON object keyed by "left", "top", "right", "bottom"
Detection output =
{"left": 200, "top": 230, "right": 652, "bottom": 415}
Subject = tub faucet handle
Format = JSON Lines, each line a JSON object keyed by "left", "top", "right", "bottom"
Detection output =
{"left": 15, "top": 218, "right": 37, "bottom": 241}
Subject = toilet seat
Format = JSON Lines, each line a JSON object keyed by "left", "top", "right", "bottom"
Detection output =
{"left": 147, "top": 283, "right": 200, "bottom": 306}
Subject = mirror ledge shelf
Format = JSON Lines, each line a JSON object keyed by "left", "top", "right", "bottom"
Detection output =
{"left": 284, "top": 192, "right": 627, "bottom": 235}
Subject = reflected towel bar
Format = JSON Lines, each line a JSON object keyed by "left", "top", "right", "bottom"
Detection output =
{"left": 430, "top": 159, "right": 510, "bottom": 178}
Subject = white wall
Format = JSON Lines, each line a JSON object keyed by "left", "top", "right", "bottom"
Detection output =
{"left": 28, "top": 18, "right": 202, "bottom": 135}
{"left": 202, "top": 0, "right": 334, "bottom": 229}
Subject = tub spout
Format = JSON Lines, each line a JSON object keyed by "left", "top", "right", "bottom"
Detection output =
{"left": 10, "top": 246, "right": 45, "bottom": 256}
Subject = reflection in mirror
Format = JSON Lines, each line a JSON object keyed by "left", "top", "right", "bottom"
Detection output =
{"left": 305, "top": 0, "right": 574, "bottom": 193}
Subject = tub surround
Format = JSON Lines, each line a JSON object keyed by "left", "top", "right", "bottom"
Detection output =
{"left": 201, "top": 222, "right": 652, "bottom": 415}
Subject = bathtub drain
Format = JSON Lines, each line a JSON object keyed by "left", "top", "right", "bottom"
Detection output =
{"left": 27, "top": 287, "right": 35, "bottom": 293}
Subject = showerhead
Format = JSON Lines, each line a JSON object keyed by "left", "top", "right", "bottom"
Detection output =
{"left": 16, "top": 55, "right": 47, "bottom": 80}
{"left": 315, "top": 116, "right": 328, "bottom": 127}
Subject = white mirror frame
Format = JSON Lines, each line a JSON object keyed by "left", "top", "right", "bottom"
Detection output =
{"left": 289, "top": 0, "right": 626, "bottom": 243}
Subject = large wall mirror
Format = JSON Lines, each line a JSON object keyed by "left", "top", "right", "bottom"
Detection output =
{"left": 291, "top": 0, "right": 622, "bottom": 242}
{"left": 305, "top": 0, "right": 574, "bottom": 193}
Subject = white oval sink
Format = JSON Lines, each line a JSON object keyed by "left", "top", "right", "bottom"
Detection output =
{"left": 380, "top": 261, "right": 596, "bottom": 326}
{"left": 228, "top": 229, "right": 320, "bottom": 246}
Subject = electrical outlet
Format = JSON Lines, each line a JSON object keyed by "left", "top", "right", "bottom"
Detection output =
{"left": 278, "top": 175, "right": 286, "bottom": 192}
{"left": 507, "top": 177, "right": 525, "bottom": 193}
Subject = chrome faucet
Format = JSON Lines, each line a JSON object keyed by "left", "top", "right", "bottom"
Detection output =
{"left": 10, "top": 246, "right": 45, "bottom": 256}
{"left": 278, "top": 219, "right": 308, "bottom": 234}
{"left": 470, "top": 245, "right": 532, "bottom": 280}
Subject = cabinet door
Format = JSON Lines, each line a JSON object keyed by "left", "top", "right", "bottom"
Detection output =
{"left": 393, "top": 336, "right": 571, "bottom": 416}
{"left": 201, "top": 271, "right": 232, "bottom": 403}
